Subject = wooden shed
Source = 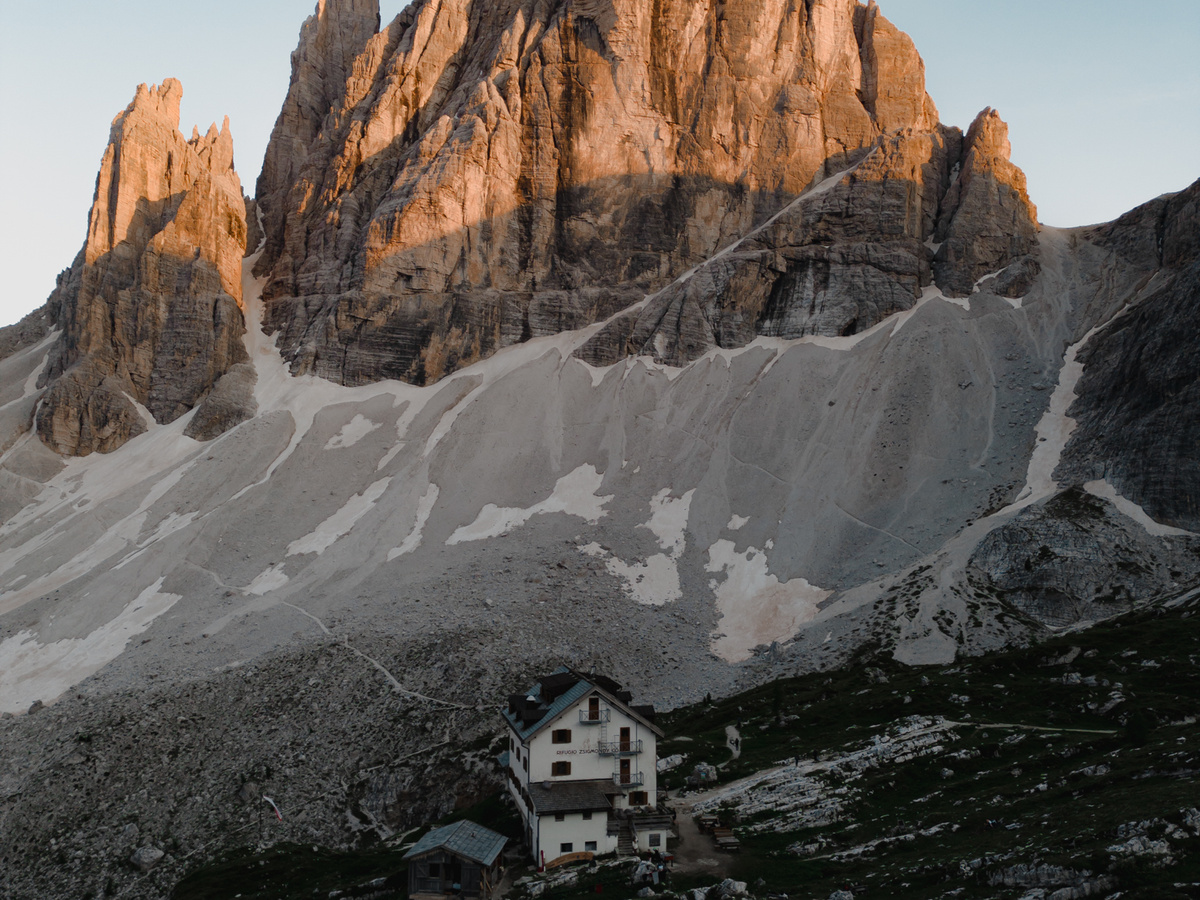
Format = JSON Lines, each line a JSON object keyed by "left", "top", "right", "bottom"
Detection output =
{"left": 404, "top": 820, "right": 507, "bottom": 899}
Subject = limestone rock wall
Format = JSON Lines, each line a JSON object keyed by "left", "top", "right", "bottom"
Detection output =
{"left": 932, "top": 108, "right": 1040, "bottom": 297}
{"left": 576, "top": 106, "right": 1041, "bottom": 367}
{"left": 37, "top": 80, "right": 249, "bottom": 456}
{"left": 1057, "top": 180, "right": 1200, "bottom": 530}
{"left": 253, "top": 0, "right": 952, "bottom": 385}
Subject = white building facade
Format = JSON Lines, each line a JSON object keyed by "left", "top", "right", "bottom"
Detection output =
{"left": 502, "top": 669, "right": 669, "bottom": 867}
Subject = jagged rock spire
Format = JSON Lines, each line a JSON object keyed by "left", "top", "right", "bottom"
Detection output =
{"left": 250, "top": 0, "right": 953, "bottom": 386}
{"left": 37, "top": 80, "right": 251, "bottom": 456}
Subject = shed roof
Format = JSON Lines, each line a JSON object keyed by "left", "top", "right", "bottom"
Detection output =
{"left": 527, "top": 778, "right": 618, "bottom": 814}
{"left": 403, "top": 820, "right": 507, "bottom": 867}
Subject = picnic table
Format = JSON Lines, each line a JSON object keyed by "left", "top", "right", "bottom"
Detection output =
{"left": 712, "top": 826, "right": 740, "bottom": 852}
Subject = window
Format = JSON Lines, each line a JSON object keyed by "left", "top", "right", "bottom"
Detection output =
{"left": 582, "top": 811, "right": 592, "bottom": 821}
{"left": 554, "top": 813, "right": 566, "bottom": 822}
{"left": 648, "top": 833, "right": 662, "bottom": 848}
{"left": 552, "top": 761, "right": 571, "bottom": 776}
{"left": 428, "top": 862, "right": 441, "bottom": 877}
{"left": 523, "top": 756, "right": 529, "bottom": 772}
{"left": 585, "top": 841, "right": 597, "bottom": 852}
{"left": 629, "top": 791, "right": 648, "bottom": 806}
{"left": 560, "top": 843, "right": 573, "bottom": 854}
{"left": 552, "top": 729, "right": 572, "bottom": 744}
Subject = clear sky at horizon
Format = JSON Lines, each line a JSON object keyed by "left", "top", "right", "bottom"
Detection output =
{"left": 0, "top": 0, "right": 1196, "bottom": 327}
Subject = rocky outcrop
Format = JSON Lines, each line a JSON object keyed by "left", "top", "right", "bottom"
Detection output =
{"left": 577, "top": 125, "right": 961, "bottom": 365}
{"left": 184, "top": 363, "right": 259, "bottom": 441}
{"left": 253, "top": 0, "right": 952, "bottom": 385}
{"left": 969, "top": 487, "right": 1200, "bottom": 627}
{"left": 0, "top": 306, "right": 52, "bottom": 362}
{"left": 36, "top": 80, "right": 249, "bottom": 456}
{"left": 932, "top": 108, "right": 1039, "bottom": 297}
{"left": 254, "top": 0, "right": 379, "bottom": 272}
{"left": 1056, "top": 180, "right": 1200, "bottom": 530}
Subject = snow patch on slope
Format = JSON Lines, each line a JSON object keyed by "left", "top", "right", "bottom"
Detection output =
{"left": 706, "top": 540, "right": 830, "bottom": 663}
{"left": 447, "top": 465, "right": 611, "bottom": 544}
{"left": 325, "top": 414, "right": 380, "bottom": 450}
{"left": 389, "top": 484, "right": 440, "bottom": 560}
{"left": 1008, "top": 319, "right": 1112, "bottom": 512}
{"left": 0, "top": 578, "right": 180, "bottom": 714}
{"left": 642, "top": 488, "right": 694, "bottom": 556}
{"left": 584, "top": 545, "right": 683, "bottom": 607}
{"left": 246, "top": 564, "right": 290, "bottom": 596}
{"left": 579, "top": 489, "right": 695, "bottom": 606}
{"left": 287, "top": 478, "right": 393, "bottom": 556}
{"left": 1085, "top": 480, "right": 1198, "bottom": 537}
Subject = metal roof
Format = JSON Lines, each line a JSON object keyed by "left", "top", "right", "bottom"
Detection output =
{"left": 501, "top": 670, "right": 592, "bottom": 742}
{"left": 403, "top": 820, "right": 507, "bottom": 867}
{"left": 502, "top": 668, "right": 663, "bottom": 741}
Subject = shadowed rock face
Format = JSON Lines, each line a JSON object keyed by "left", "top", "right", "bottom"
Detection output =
{"left": 933, "top": 108, "right": 1040, "bottom": 297}
{"left": 1056, "top": 180, "right": 1200, "bottom": 530}
{"left": 576, "top": 106, "right": 1044, "bottom": 367}
{"left": 36, "top": 80, "right": 249, "bottom": 457}
{"left": 969, "top": 487, "right": 1200, "bottom": 627}
{"left": 254, "top": 0, "right": 1038, "bottom": 385}
{"left": 0, "top": 307, "right": 51, "bottom": 363}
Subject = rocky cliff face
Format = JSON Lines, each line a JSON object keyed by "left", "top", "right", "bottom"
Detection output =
{"left": 576, "top": 110, "right": 1039, "bottom": 367}
{"left": 249, "top": 0, "right": 1037, "bottom": 386}
{"left": 970, "top": 487, "right": 1200, "bottom": 627}
{"left": 1056, "top": 180, "right": 1200, "bottom": 530}
{"left": 36, "top": 80, "right": 250, "bottom": 456}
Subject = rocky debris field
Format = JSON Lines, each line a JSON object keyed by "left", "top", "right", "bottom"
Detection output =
{"left": 11, "top": 587, "right": 1193, "bottom": 899}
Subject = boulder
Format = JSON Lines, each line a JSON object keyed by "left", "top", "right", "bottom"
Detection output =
{"left": 129, "top": 845, "right": 164, "bottom": 871}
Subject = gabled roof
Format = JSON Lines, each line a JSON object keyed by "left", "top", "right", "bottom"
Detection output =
{"left": 502, "top": 668, "right": 663, "bottom": 741}
{"left": 403, "top": 820, "right": 507, "bottom": 867}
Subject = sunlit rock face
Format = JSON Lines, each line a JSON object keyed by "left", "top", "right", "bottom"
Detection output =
{"left": 37, "top": 79, "right": 250, "bottom": 457}
{"left": 252, "top": 0, "right": 1038, "bottom": 386}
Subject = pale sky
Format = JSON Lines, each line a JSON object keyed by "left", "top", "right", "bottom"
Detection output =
{"left": 0, "top": 0, "right": 1196, "bottom": 327}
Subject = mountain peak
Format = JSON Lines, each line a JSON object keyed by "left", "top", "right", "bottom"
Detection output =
{"left": 253, "top": 0, "right": 950, "bottom": 386}
{"left": 126, "top": 78, "right": 183, "bottom": 130}
{"left": 35, "top": 79, "right": 251, "bottom": 456}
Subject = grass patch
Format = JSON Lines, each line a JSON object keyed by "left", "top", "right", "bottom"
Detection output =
{"left": 658, "top": 602, "right": 1199, "bottom": 898}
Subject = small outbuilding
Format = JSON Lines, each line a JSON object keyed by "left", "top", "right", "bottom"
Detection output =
{"left": 404, "top": 820, "right": 508, "bottom": 899}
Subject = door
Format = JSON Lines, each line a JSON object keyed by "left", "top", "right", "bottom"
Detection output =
{"left": 620, "top": 727, "right": 631, "bottom": 753}
{"left": 588, "top": 696, "right": 600, "bottom": 721}
{"left": 620, "top": 758, "right": 631, "bottom": 785}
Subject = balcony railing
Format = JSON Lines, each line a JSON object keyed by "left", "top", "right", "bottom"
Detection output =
{"left": 579, "top": 708, "right": 610, "bottom": 724}
{"left": 598, "top": 739, "right": 643, "bottom": 756}
{"left": 613, "top": 771, "right": 645, "bottom": 788}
